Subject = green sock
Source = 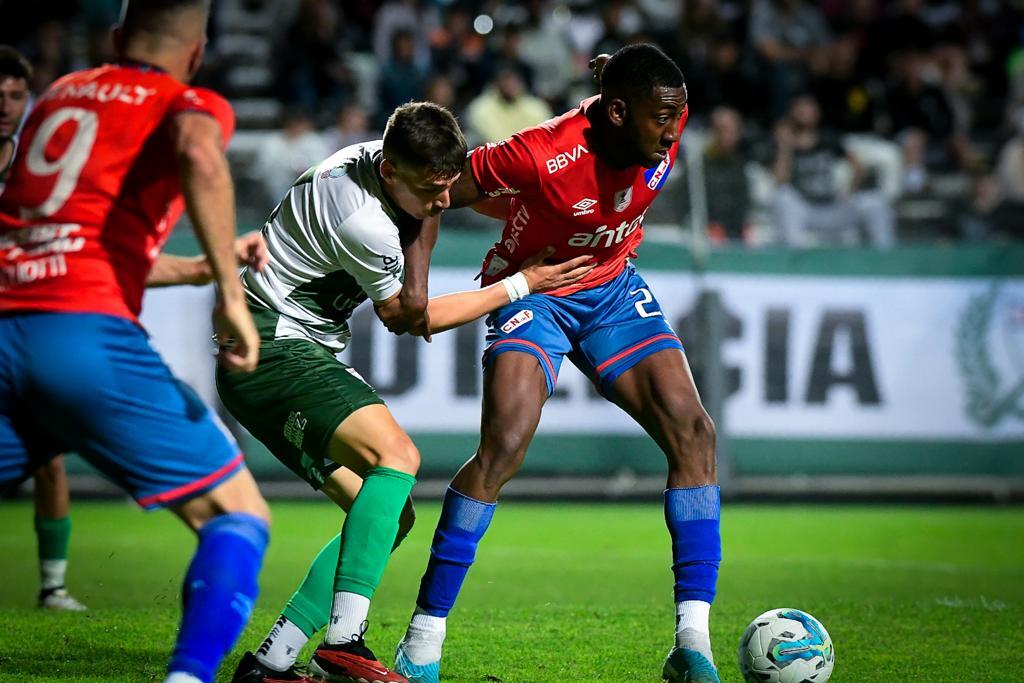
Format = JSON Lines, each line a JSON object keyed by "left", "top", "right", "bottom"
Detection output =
{"left": 280, "top": 495, "right": 414, "bottom": 638}
{"left": 334, "top": 466, "right": 416, "bottom": 598}
{"left": 282, "top": 533, "right": 341, "bottom": 637}
{"left": 35, "top": 516, "right": 71, "bottom": 590}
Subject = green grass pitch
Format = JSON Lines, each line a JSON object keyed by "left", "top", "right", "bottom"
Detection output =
{"left": 0, "top": 500, "right": 1022, "bottom": 682}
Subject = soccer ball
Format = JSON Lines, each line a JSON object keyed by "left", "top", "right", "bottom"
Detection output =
{"left": 737, "top": 608, "right": 835, "bottom": 683}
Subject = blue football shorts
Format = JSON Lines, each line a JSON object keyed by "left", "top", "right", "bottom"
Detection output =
{"left": 483, "top": 264, "right": 684, "bottom": 396}
{"left": 0, "top": 312, "right": 243, "bottom": 509}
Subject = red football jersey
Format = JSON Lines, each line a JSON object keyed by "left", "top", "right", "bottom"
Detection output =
{"left": 470, "top": 95, "right": 686, "bottom": 296}
{"left": 0, "top": 63, "right": 234, "bottom": 322}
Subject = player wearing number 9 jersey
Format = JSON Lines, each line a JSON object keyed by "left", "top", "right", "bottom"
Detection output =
{"left": 395, "top": 45, "right": 723, "bottom": 683}
{"left": 0, "top": 3, "right": 271, "bottom": 683}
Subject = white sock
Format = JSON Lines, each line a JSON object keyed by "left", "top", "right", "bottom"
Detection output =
{"left": 325, "top": 591, "right": 371, "bottom": 645}
{"left": 255, "top": 616, "right": 309, "bottom": 672}
{"left": 40, "top": 559, "right": 67, "bottom": 590}
{"left": 400, "top": 607, "right": 446, "bottom": 664}
{"left": 164, "top": 673, "right": 202, "bottom": 683}
{"left": 675, "top": 600, "right": 711, "bottom": 640}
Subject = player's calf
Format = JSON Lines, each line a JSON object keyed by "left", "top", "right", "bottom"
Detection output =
{"left": 166, "top": 470, "right": 271, "bottom": 683}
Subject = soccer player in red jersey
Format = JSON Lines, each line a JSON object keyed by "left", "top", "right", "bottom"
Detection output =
{"left": 395, "top": 45, "right": 722, "bottom": 683}
{"left": 0, "top": 2, "right": 273, "bottom": 681}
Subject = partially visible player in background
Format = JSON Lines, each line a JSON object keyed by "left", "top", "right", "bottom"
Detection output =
{"left": 0, "top": 44, "right": 86, "bottom": 613}
{"left": 394, "top": 44, "right": 722, "bottom": 683}
{"left": 0, "top": 2, "right": 272, "bottom": 682}
{"left": 0, "top": 46, "right": 31, "bottom": 183}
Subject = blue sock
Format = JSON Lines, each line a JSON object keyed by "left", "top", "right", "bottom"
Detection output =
{"left": 168, "top": 512, "right": 269, "bottom": 683}
{"left": 665, "top": 486, "right": 721, "bottom": 603}
{"left": 416, "top": 487, "right": 496, "bottom": 617}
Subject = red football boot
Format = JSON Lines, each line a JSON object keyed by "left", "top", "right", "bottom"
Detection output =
{"left": 309, "top": 636, "right": 408, "bottom": 683}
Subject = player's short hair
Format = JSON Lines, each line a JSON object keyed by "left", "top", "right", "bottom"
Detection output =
{"left": 0, "top": 45, "right": 32, "bottom": 82}
{"left": 120, "top": 0, "right": 211, "bottom": 37}
{"left": 383, "top": 102, "right": 467, "bottom": 179}
{"left": 600, "top": 43, "right": 685, "bottom": 101}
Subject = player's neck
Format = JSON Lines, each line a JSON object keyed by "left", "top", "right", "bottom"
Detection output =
{"left": 587, "top": 106, "right": 636, "bottom": 170}
{"left": 121, "top": 47, "right": 189, "bottom": 82}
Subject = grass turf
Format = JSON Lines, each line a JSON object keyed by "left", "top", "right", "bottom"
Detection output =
{"left": 0, "top": 501, "right": 1021, "bottom": 682}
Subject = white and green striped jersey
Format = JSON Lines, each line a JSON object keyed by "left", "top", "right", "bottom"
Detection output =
{"left": 242, "top": 141, "right": 414, "bottom": 351}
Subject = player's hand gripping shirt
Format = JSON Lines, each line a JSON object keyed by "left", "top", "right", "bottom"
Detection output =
{"left": 242, "top": 141, "right": 412, "bottom": 352}
{"left": 471, "top": 95, "right": 687, "bottom": 296}
{"left": 0, "top": 63, "right": 234, "bottom": 322}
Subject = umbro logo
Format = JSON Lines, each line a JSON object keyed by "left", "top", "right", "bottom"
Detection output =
{"left": 572, "top": 198, "right": 597, "bottom": 216}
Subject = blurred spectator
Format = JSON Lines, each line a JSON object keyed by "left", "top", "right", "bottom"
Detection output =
{"left": 771, "top": 94, "right": 895, "bottom": 247}
{"left": 995, "top": 109, "right": 1024, "bottom": 205}
{"left": 378, "top": 30, "right": 428, "bottom": 123}
{"left": 685, "top": 30, "right": 762, "bottom": 126}
{"left": 253, "top": 108, "right": 328, "bottom": 203}
{"left": 430, "top": 5, "right": 494, "bottom": 106}
{"left": 812, "top": 33, "right": 882, "bottom": 133}
{"left": 322, "top": 103, "right": 378, "bottom": 153}
{"left": 466, "top": 66, "right": 552, "bottom": 144}
{"left": 423, "top": 73, "right": 458, "bottom": 112}
{"left": 886, "top": 50, "right": 973, "bottom": 191}
{"left": 373, "top": 0, "right": 438, "bottom": 73}
{"left": 954, "top": 170, "right": 1024, "bottom": 242}
{"left": 749, "top": 0, "right": 832, "bottom": 120}
{"left": 861, "top": 0, "right": 934, "bottom": 80}
{"left": 519, "top": 0, "right": 576, "bottom": 110}
{"left": 494, "top": 25, "right": 535, "bottom": 93}
{"left": 593, "top": 0, "right": 647, "bottom": 58}
{"left": 275, "top": 0, "right": 354, "bottom": 114}
{"left": 703, "top": 107, "right": 752, "bottom": 244}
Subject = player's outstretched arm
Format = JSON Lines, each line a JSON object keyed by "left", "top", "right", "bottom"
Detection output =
{"left": 173, "top": 112, "right": 259, "bottom": 371}
{"left": 146, "top": 232, "right": 269, "bottom": 287}
{"left": 405, "top": 248, "right": 593, "bottom": 336}
{"left": 378, "top": 215, "right": 438, "bottom": 340}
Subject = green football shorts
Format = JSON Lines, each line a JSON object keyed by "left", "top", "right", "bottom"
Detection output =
{"left": 216, "top": 337, "right": 384, "bottom": 490}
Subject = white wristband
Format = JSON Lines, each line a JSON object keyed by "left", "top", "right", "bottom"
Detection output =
{"left": 501, "top": 272, "right": 531, "bottom": 302}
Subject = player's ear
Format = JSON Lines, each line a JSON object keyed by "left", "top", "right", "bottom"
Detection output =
{"left": 607, "top": 97, "right": 627, "bottom": 127}
{"left": 111, "top": 25, "right": 125, "bottom": 56}
{"left": 186, "top": 40, "right": 206, "bottom": 80}
{"left": 380, "top": 158, "right": 397, "bottom": 184}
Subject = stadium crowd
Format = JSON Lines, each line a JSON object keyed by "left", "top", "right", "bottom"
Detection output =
{"left": 3, "top": 0, "right": 1024, "bottom": 245}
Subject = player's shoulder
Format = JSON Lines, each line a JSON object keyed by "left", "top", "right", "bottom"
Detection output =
{"left": 530, "top": 97, "right": 596, "bottom": 176}
{"left": 314, "top": 141, "right": 399, "bottom": 244}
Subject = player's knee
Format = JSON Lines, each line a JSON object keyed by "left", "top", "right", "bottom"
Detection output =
{"left": 475, "top": 436, "right": 528, "bottom": 486}
{"left": 372, "top": 433, "right": 420, "bottom": 476}
{"left": 666, "top": 404, "right": 716, "bottom": 467}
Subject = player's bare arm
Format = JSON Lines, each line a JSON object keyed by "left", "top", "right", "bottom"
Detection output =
{"left": 147, "top": 231, "right": 269, "bottom": 287}
{"left": 374, "top": 247, "right": 593, "bottom": 336}
{"left": 173, "top": 111, "right": 259, "bottom": 371}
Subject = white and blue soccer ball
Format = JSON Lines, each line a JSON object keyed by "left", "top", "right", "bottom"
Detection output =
{"left": 737, "top": 608, "right": 835, "bottom": 683}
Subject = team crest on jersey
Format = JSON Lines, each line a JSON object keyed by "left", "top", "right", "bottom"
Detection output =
{"left": 644, "top": 157, "right": 672, "bottom": 190}
{"left": 614, "top": 187, "right": 633, "bottom": 212}
{"left": 501, "top": 309, "right": 533, "bottom": 334}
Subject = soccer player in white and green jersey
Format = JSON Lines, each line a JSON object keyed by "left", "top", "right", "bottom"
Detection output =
{"left": 220, "top": 102, "right": 593, "bottom": 683}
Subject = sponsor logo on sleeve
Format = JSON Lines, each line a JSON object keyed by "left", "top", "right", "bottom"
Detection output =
{"left": 644, "top": 157, "right": 672, "bottom": 190}
{"left": 501, "top": 309, "right": 534, "bottom": 334}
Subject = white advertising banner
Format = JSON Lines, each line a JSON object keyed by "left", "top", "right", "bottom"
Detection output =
{"left": 141, "top": 270, "right": 1024, "bottom": 443}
